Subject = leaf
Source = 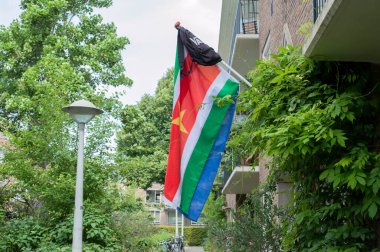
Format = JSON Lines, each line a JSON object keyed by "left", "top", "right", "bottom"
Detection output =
{"left": 307, "top": 92, "right": 320, "bottom": 98}
{"left": 337, "top": 138, "right": 345, "bottom": 147}
{"left": 356, "top": 176, "right": 366, "bottom": 186}
{"left": 295, "top": 213, "right": 305, "bottom": 224}
{"left": 346, "top": 112, "right": 355, "bottom": 122}
{"left": 369, "top": 202, "right": 378, "bottom": 219}
{"left": 320, "top": 169, "right": 330, "bottom": 180}
{"left": 373, "top": 180, "right": 380, "bottom": 194}
{"left": 348, "top": 175, "right": 357, "bottom": 189}
{"left": 301, "top": 145, "right": 309, "bottom": 155}
{"left": 333, "top": 176, "right": 341, "bottom": 188}
{"left": 328, "top": 128, "right": 334, "bottom": 139}
{"left": 335, "top": 157, "right": 352, "bottom": 168}
{"left": 270, "top": 75, "right": 283, "bottom": 84}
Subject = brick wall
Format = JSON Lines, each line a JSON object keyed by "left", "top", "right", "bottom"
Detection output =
{"left": 259, "top": 0, "right": 313, "bottom": 57}
{"left": 259, "top": 155, "right": 271, "bottom": 184}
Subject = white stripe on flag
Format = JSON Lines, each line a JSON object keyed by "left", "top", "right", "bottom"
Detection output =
{"left": 172, "top": 69, "right": 231, "bottom": 207}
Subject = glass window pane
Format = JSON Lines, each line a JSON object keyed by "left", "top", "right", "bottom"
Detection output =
{"left": 151, "top": 211, "right": 160, "bottom": 224}
{"left": 168, "top": 210, "right": 183, "bottom": 225}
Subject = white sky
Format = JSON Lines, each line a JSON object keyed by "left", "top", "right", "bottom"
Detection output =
{"left": 0, "top": 0, "right": 222, "bottom": 105}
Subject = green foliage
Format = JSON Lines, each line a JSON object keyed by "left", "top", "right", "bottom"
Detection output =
{"left": 203, "top": 192, "right": 225, "bottom": 225}
{"left": 297, "top": 21, "right": 312, "bottom": 37}
{"left": 0, "top": 216, "right": 47, "bottom": 251}
{"left": 230, "top": 46, "right": 380, "bottom": 250}
{"left": 157, "top": 226, "right": 207, "bottom": 246}
{"left": 0, "top": 0, "right": 163, "bottom": 251}
{"left": 213, "top": 94, "right": 235, "bottom": 107}
{"left": 203, "top": 186, "right": 282, "bottom": 252}
{"left": 112, "top": 210, "right": 158, "bottom": 251}
{"left": 186, "top": 227, "right": 207, "bottom": 246}
{"left": 116, "top": 69, "right": 174, "bottom": 188}
{"left": 201, "top": 191, "right": 226, "bottom": 251}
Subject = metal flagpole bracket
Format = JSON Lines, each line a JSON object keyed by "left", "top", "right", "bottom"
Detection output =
{"left": 220, "top": 61, "right": 252, "bottom": 87}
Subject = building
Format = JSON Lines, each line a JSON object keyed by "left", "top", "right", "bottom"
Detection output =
{"left": 136, "top": 183, "right": 205, "bottom": 226}
{"left": 218, "top": 0, "right": 261, "bottom": 220}
{"left": 259, "top": 0, "right": 380, "bottom": 205}
{"left": 218, "top": 0, "right": 260, "bottom": 78}
{"left": 260, "top": 0, "right": 380, "bottom": 62}
{"left": 218, "top": 0, "right": 380, "bottom": 218}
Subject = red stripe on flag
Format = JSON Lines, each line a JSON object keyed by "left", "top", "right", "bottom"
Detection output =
{"left": 164, "top": 54, "right": 220, "bottom": 202}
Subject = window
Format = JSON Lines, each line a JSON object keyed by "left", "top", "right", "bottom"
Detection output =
{"left": 167, "top": 209, "right": 183, "bottom": 225}
{"left": 146, "top": 190, "right": 161, "bottom": 204}
{"left": 151, "top": 211, "right": 160, "bottom": 224}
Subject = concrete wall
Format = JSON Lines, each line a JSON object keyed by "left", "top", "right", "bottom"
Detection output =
{"left": 218, "top": 0, "right": 239, "bottom": 61}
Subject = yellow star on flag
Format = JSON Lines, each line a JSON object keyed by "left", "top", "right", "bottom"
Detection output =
{"left": 172, "top": 110, "right": 188, "bottom": 134}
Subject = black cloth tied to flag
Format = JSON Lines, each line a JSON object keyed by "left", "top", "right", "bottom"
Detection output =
{"left": 177, "top": 26, "right": 222, "bottom": 72}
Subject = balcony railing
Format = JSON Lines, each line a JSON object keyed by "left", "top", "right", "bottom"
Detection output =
{"left": 240, "top": 0, "right": 259, "bottom": 34}
{"left": 313, "top": 0, "right": 327, "bottom": 22}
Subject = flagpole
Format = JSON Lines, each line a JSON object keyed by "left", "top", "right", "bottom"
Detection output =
{"left": 175, "top": 209, "right": 179, "bottom": 237}
{"left": 181, "top": 214, "right": 184, "bottom": 237}
{"left": 219, "top": 61, "right": 252, "bottom": 87}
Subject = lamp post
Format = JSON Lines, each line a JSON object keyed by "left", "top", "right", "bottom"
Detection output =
{"left": 62, "top": 100, "right": 103, "bottom": 252}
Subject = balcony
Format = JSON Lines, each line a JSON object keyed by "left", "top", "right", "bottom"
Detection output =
{"left": 222, "top": 166, "right": 259, "bottom": 194}
{"left": 304, "top": 0, "right": 380, "bottom": 63}
{"left": 218, "top": 0, "right": 260, "bottom": 79}
{"left": 229, "top": 0, "right": 260, "bottom": 78}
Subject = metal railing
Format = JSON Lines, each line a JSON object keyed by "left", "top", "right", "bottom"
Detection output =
{"left": 240, "top": 0, "right": 259, "bottom": 34}
{"left": 228, "top": 0, "right": 259, "bottom": 66}
{"left": 313, "top": 0, "right": 327, "bottom": 22}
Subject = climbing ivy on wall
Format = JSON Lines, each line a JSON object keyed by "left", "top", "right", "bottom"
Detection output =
{"left": 230, "top": 46, "right": 380, "bottom": 251}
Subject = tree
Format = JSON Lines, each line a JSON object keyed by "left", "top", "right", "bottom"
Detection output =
{"left": 0, "top": 0, "right": 152, "bottom": 250}
{"left": 117, "top": 69, "right": 174, "bottom": 188}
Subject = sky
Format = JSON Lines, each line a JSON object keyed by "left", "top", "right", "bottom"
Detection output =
{"left": 0, "top": 0, "right": 222, "bottom": 105}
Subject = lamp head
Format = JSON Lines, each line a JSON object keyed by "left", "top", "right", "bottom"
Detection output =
{"left": 62, "top": 100, "right": 103, "bottom": 124}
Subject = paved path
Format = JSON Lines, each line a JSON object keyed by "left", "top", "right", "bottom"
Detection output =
{"left": 184, "top": 247, "right": 205, "bottom": 252}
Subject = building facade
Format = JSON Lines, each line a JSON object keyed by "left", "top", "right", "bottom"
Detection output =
{"left": 218, "top": 0, "right": 261, "bottom": 220}
{"left": 136, "top": 183, "right": 205, "bottom": 226}
{"left": 260, "top": 0, "right": 380, "bottom": 63}
{"left": 218, "top": 0, "right": 380, "bottom": 218}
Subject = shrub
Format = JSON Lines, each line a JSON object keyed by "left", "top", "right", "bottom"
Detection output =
{"left": 0, "top": 217, "right": 47, "bottom": 251}
{"left": 157, "top": 226, "right": 207, "bottom": 246}
{"left": 231, "top": 45, "right": 380, "bottom": 250}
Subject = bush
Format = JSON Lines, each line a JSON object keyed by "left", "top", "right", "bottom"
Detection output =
{"left": 202, "top": 187, "right": 282, "bottom": 252}
{"left": 157, "top": 226, "right": 207, "bottom": 246}
{"left": 231, "top": 45, "right": 380, "bottom": 250}
{"left": 0, "top": 217, "right": 47, "bottom": 251}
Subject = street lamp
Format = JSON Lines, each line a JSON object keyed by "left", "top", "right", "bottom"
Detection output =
{"left": 62, "top": 100, "right": 103, "bottom": 252}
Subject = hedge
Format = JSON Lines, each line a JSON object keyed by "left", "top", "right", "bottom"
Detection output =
{"left": 157, "top": 226, "right": 207, "bottom": 246}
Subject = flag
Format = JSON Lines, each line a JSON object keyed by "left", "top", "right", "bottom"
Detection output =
{"left": 163, "top": 26, "right": 239, "bottom": 221}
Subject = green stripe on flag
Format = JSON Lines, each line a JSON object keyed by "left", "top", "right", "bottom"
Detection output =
{"left": 180, "top": 79, "right": 238, "bottom": 213}
{"left": 173, "top": 49, "right": 180, "bottom": 85}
